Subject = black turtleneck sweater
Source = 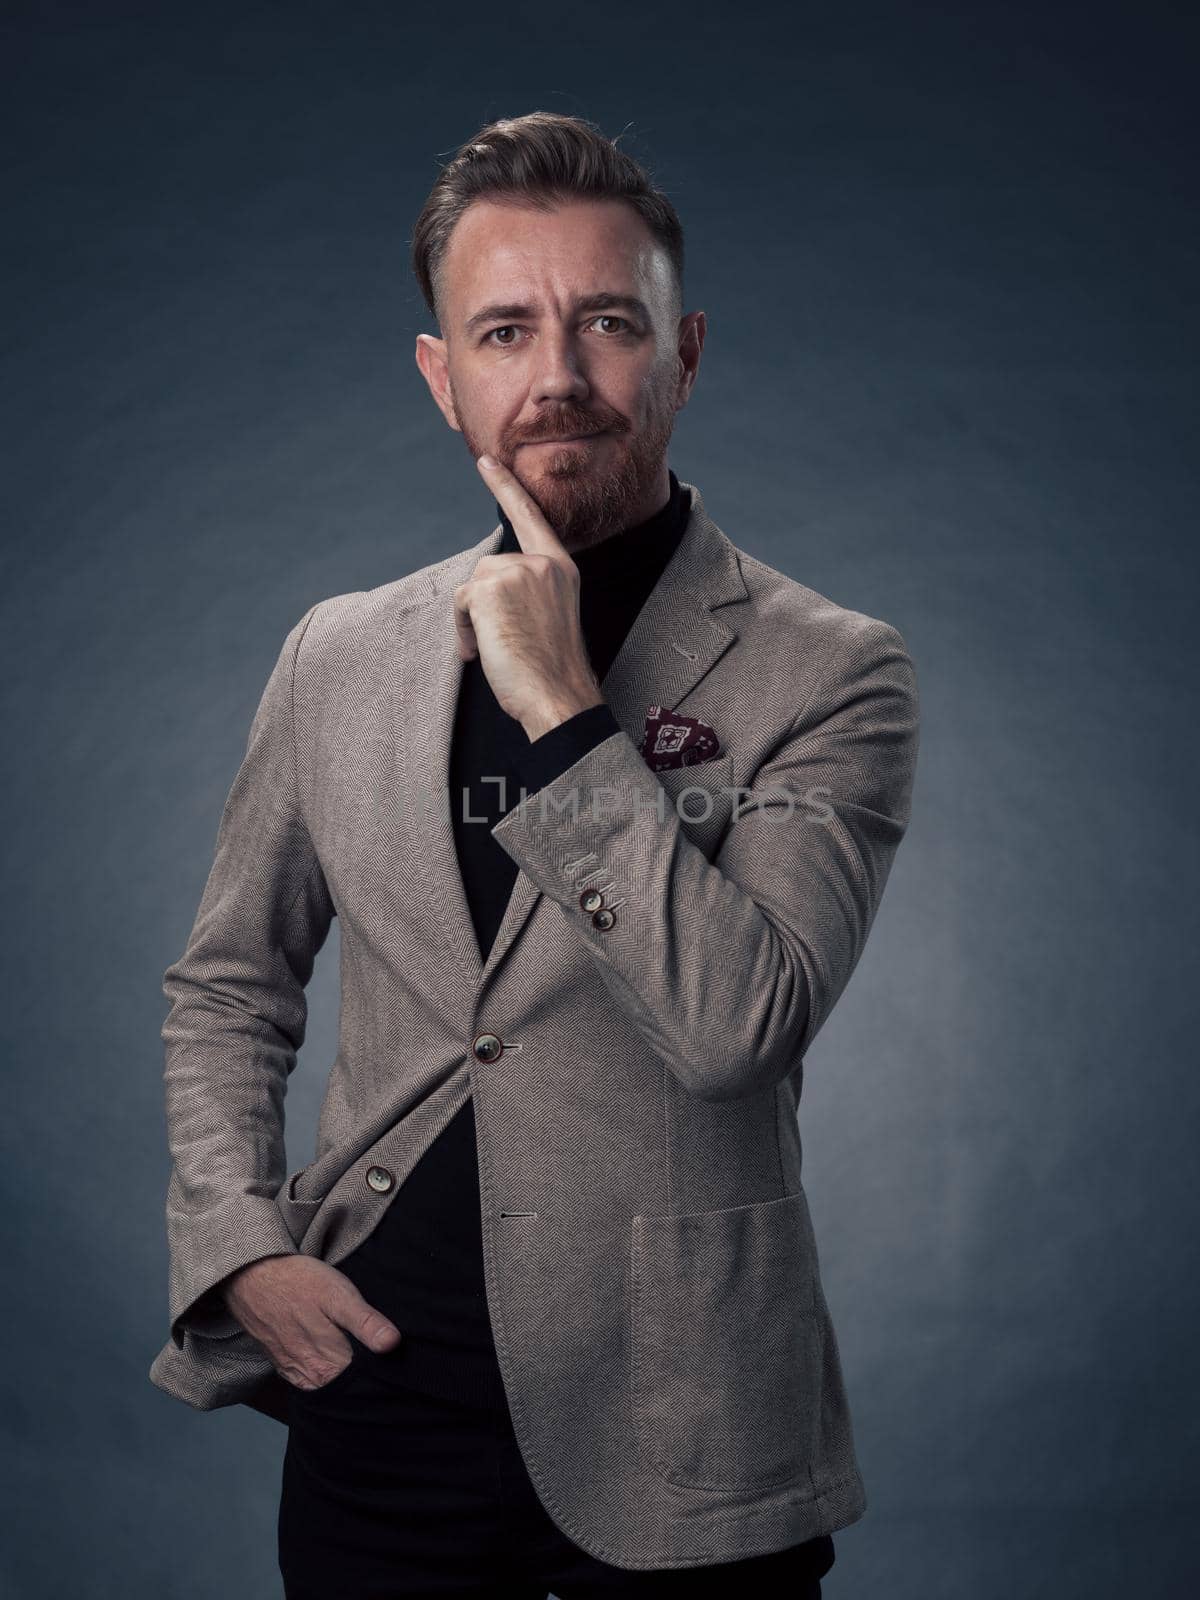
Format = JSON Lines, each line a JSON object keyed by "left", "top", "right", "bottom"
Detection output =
{"left": 336, "top": 470, "right": 692, "bottom": 1410}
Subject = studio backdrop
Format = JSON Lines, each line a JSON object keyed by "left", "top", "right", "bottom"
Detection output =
{"left": 4, "top": 3, "right": 1197, "bottom": 1597}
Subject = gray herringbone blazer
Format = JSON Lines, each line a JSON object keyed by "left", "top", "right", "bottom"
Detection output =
{"left": 148, "top": 479, "right": 919, "bottom": 1569}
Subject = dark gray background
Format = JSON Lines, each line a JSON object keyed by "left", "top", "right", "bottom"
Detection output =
{"left": 4, "top": 1, "right": 1197, "bottom": 1596}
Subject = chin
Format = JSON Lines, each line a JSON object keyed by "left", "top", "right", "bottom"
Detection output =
{"left": 518, "top": 460, "right": 591, "bottom": 502}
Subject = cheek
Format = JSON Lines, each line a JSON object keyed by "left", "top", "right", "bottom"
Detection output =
{"left": 484, "top": 379, "right": 531, "bottom": 432}
{"left": 457, "top": 383, "right": 519, "bottom": 447}
{"left": 632, "top": 361, "right": 674, "bottom": 417}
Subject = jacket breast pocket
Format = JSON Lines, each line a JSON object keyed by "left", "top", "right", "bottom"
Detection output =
{"left": 652, "top": 753, "right": 736, "bottom": 860}
{"left": 630, "top": 1190, "right": 823, "bottom": 1493}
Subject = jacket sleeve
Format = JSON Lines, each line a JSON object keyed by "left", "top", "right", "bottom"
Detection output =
{"left": 489, "top": 617, "right": 919, "bottom": 1102}
{"left": 160, "top": 602, "right": 336, "bottom": 1344}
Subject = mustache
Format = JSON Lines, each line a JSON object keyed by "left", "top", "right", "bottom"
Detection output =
{"left": 512, "top": 410, "right": 625, "bottom": 444}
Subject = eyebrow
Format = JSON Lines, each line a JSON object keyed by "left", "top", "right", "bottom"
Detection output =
{"left": 463, "top": 291, "right": 652, "bottom": 336}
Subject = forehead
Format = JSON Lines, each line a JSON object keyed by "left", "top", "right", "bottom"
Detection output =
{"left": 442, "top": 196, "right": 670, "bottom": 319}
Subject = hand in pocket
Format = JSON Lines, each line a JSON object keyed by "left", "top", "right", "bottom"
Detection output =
{"left": 217, "top": 1254, "right": 403, "bottom": 1390}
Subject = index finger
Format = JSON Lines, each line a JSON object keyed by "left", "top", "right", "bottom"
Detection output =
{"left": 477, "top": 453, "right": 568, "bottom": 560}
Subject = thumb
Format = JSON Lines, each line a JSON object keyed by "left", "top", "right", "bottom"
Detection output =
{"left": 362, "top": 1314, "right": 404, "bottom": 1354}
{"left": 332, "top": 1279, "right": 403, "bottom": 1353}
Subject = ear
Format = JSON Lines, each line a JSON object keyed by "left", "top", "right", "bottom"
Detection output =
{"left": 414, "top": 333, "right": 461, "bottom": 432}
{"left": 673, "top": 310, "right": 705, "bottom": 411}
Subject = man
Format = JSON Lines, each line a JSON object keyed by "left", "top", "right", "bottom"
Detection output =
{"left": 150, "top": 112, "right": 919, "bottom": 1597}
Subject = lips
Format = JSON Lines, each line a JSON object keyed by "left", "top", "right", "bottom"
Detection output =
{"left": 523, "top": 431, "right": 605, "bottom": 444}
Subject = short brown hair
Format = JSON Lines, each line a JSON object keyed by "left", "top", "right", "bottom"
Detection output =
{"left": 410, "top": 111, "right": 685, "bottom": 331}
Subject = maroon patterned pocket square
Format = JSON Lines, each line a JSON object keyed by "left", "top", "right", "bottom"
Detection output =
{"left": 639, "top": 705, "right": 722, "bottom": 771}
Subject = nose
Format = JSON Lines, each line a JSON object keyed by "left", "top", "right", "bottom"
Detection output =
{"left": 529, "top": 325, "right": 590, "bottom": 408}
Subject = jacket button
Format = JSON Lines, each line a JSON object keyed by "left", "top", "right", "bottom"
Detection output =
{"left": 472, "top": 1032, "right": 503, "bottom": 1063}
{"left": 366, "top": 1165, "right": 394, "bottom": 1193}
{"left": 579, "top": 887, "right": 605, "bottom": 913}
{"left": 592, "top": 907, "right": 616, "bottom": 930}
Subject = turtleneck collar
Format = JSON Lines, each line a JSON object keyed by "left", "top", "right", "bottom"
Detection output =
{"left": 494, "top": 469, "right": 689, "bottom": 587}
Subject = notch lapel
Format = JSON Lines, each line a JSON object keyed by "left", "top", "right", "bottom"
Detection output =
{"left": 396, "top": 480, "right": 749, "bottom": 995}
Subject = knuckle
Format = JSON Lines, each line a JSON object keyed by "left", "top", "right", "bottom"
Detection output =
{"left": 277, "top": 1358, "right": 313, "bottom": 1389}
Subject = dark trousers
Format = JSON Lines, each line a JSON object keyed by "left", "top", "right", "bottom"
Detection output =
{"left": 278, "top": 1336, "right": 836, "bottom": 1599}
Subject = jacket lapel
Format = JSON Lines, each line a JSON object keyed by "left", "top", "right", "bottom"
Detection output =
{"left": 396, "top": 479, "right": 749, "bottom": 993}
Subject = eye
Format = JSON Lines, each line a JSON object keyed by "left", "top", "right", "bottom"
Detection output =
{"left": 483, "top": 314, "right": 633, "bottom": 347}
